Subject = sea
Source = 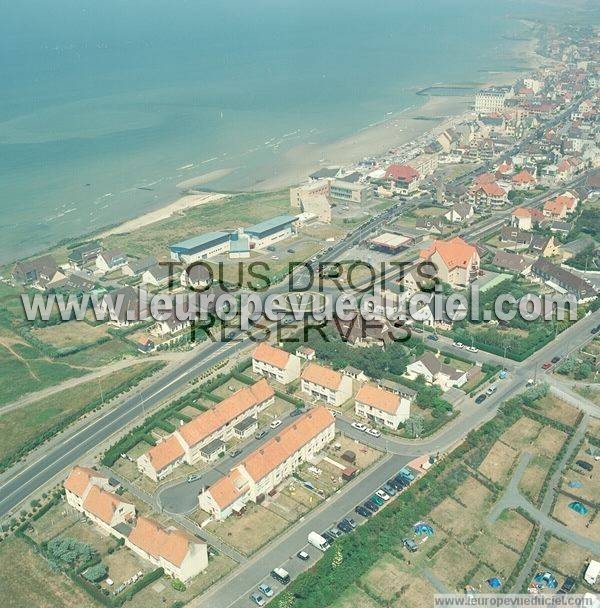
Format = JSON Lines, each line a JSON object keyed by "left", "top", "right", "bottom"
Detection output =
{"left": 0, "top": 0, "right": 569, "bottom": 264}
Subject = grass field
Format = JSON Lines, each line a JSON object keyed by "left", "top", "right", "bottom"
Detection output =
{"left": 103, "top": 190, "right": 292, "bottom": 259}
{"left": 31, "top": 321, "right": 110, "bottom": 349}
{"left": 0, "top": 361, "right": 160, "bottom": 463}
{"left": 0, "top": 536, "right": 102, "bottom": 608}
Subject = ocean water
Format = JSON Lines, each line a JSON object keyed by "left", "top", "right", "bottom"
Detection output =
{"left": 0, "top": 0, "right": 557, "bottom": 263}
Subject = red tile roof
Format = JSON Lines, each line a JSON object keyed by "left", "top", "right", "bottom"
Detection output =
{"left": 83, "top": 485, "right": 131, "bottom": 525}
{"left": 128, "top": 516, "right": 202, "bottom": 567}
{"left": 420, "top": 236, "right": 478, "bottom": 270}
{"left": 355, "top": 384, "right": 400, "bottom": 415}
{"left": 252, "top": 342, "right": 290, "bottom": 369}
{"left": 64, "top": 466, "right": 106, "bottom": 498}
{"left": 385, "top": 164, "right": 419, "bottom": 182}
{"left": 145, "top": 435, "right": 185, "bottom": 473}
{"left": 178, "top": 379, "right": 274, "bottom": 448}
{"left": 301, "top": 363, "right": 343, "bottom": 391}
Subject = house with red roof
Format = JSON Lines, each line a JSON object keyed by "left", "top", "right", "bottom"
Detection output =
{"left": 419, "top": 236, "right": 480, "bottom": 288}
{"left": 63, "top": 466, "right": 208, "bottom": 581}
{"left": 198, "top": 407, "right": 335, "bottom": 520}
{"left": 468, "top": 181, "right": 508, "bottom": 207}
{"left": 511, "top": 169, "right": 537, "bottom": 190}
{"left": 252, "top": 342, "right": 301, "bottom": 385}
{"left": 543, "top": 193, "right": 578, "bottom": 219}
{"left": 384, "top": 164, "right": 421, "bottom": 194}
{"left": 511, "top": 207, "right": 544, "bottom": 231}
{"left": 354, "top": 383, "right": 414, "bottom": 430}
{"left": 137, "top": 379, "right": 275, "bottom": 480}
{"left": 301, "top": 363, "right": 353, "bottom": 406}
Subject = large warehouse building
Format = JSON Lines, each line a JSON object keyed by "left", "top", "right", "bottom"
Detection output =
{"left": 170, "top": 231, "right": 230, "bottom": 263}
{"left": 245, "top": 214, "right": 297, "bottom": 249}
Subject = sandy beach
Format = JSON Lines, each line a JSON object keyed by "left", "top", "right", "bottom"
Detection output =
{"left": 97, "top": 191, "right": 228, "bottom": 237}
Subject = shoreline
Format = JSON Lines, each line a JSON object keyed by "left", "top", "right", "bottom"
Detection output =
{"left": 4, "top": 23, "right": 545, "bottom": 264}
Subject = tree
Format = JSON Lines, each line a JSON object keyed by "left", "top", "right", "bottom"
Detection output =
{"left": 171, "top": 579, "right": 186, "bottom": 592}
{"left": 83, "top": 564, "right": 108, "bottom": 583}
{"left": 405, "top": 415, "right": 424, "bottom": 438}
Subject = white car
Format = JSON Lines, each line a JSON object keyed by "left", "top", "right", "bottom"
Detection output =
{"left": 466, "top": 346, "right": 479, "bottom": 353}
{"left": 376, "top": 489, "right": 390, "bottom": 501}
{"left": 351, "top": 422, "right": 367, "bottom": 432}
{"left": 452, "top": 341, "right": 464, "bottom": 349}
{"left": 270, "top": 419, "right": 282, "bottom": 429}
{"left": 365, "top": 428, "right": 381, "bottom": 438}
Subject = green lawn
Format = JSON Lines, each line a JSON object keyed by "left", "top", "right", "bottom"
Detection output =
{"left": 0, "top": 361, "right": 161, "bottom": 464}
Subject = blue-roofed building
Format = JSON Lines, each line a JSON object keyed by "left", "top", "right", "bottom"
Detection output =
{"left": 244, "top": 214, "right": 297, "bottom": 249}
{"left": 170, "top": 231, "right": 230, "bottom": 263}
{"left": 229, "top": 232, "right": 250, "bottom": 259}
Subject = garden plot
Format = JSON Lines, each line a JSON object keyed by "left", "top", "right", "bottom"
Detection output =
{"left": 518, "top": 455, "right": 553, "bottom": 504}
{"left": 203, "top": 502, "right": 289, "bottom": 556}
{"left": 430, "top": 497, "right": 474, "bottom": 537}
{"left": 264, "top": 481, "right": 320, "bottom": 523}
{"left": 452, "top": 475, "right": 494, "bottom": 511}
{"left": 490, "top": 509, "right": 534, "bottom": 553}
{"left": 100, "top": 546, "right": 149, "bottom": 589}
{"left": 530, "top": 395, "right": 580, "bottom": 427}
{"left": 32, "top": 322, "right": 110, "bottom": 349}
{"left": 500, "top": 417, "right": 543, "bottom": 451}
{"left": 325, "top": 434, "right": 383, "bottom": 470}
{"left": 431, "top": 540, "right": 479, "bottom": 590}
{"left": 330, "top": 584, "right": 381, "bottom": 608}
{"left": 478, "top": 440, "right": 519, "bottom": 484}
{"left": 551, "top": 494, "right": 600, "bottom": 542}
{"left": 541, "top": 535, "right": 599, "bottom": 579}
{"left": 562, "top": 444, "right": 600, "bottom": 504}
{"left": 469, "top": 532, "right": 520, "bottom": 577}
{"left": 210, "top": 378, "right": 248, "bottom": 399}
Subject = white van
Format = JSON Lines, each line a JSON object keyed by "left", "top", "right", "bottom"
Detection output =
{"left": 308, "top": 531, "right": 329, "bottom": 551}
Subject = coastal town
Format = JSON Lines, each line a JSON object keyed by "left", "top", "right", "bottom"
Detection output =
{"left": 0, "top": 15, "right": 599, "bottom": 608}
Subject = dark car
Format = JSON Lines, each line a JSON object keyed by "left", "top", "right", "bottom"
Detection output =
{"left": 289, "top": 408, "right": 306, "bottom": 418}
{"left": 364, "top": 500, "right": 379, "bottom": 513}
{"left": 559, "top": 576, "right": 576, "bottom": 593}
{"left": 337, "top": 521, "right": 352, "bottom": 534}
{"left": 394, "top": 475, "right": 409, "bottom": 488}
{"left": 475, "top": 394, "right": 487, "bottom": 404}
{"left": 427, "top": 334, "right": 439, "bottom": 341}
{"left": 254, "top": 429, "right": 268, "bottom": 440}
{"left": 576, "top": 459, "right": 593, "bottom": 471}
{"left": 355, "top": 505, "right": 370, "bottom": 517}
{"left": 296, "top": 550, "right": 310, "bottom": 561}
{"left": 592, "top": 325, "right": 600, "bottom": 334}
{"left": 551, "top": 356, "right": 561, "bottom": 364}
{"left": 321, "top": 531, "right": 335, "bottom": 544}
{"left": 388, "top": 478, "right": 403, "bottom": 491}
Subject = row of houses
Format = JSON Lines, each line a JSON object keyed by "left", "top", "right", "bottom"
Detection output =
{"left": 137, "top": 379, "right": 275, "bottom": 481}
{"left": 64, "top": 466, "right": 208, "bottom": 581}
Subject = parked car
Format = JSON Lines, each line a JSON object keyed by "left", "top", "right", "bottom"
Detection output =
{"left": 427, "top": 334, "right": 439, "bottom": 341}
{"left": 394, "top": 475, "right": 409, "bottom": 488}
{"left": 364, "top": 500, "right": 379, "bottom": 513}
{"left": 382, "top": 483, "right": 397, "bottom": 496}
{"left": 290, "top": 408, "right": 305, "bottom": 417}
{"left": 371, "top": 494, "right": 384, "bottom": 506}
{"left": 328, "top": 527, "right": 343, "bottom": 538}
{"left": 466, "top": 345, "right": 479, "bottom": 353}
{"left": 475, "top": 394, "right": 487, "bottom": 404}
{"left": 351, "top": 422, "right": 367, "bottom": 432}
{"left": 486, "top": 383, "right": 498, "bottom": 396}
{"left": 542, "top": 362, "right": 552, "bottom": 369}
{"left": 576, "top": 459, "right": 593, "bottom": 471}
{"left": 376, "top": 489, "right": 390, "bottom": 501}
{"left": 258, "top": 584, "right": 273, "bottom": 597}
{"left": 296, "top": 550, "right": 310, "bottom": 561}
{"left": 403, "top": 538, "right": 418, "bottom": 553}
{"left": 344, "top": 517, "right": 356, "bottom": 529}
{"left": 228, "top": 448, "right": 242, "bottom": 458}
{"left": 254, "top": 429, "right": 268, "bottom": 440}
{"left": 551, "top": 356, "right": 561, "bottom": 364}
{"left": 250, "top": 593, "right": 265, "bottom": 606}
{"left": 452, "top": 341, "right": 464, "bottom": 349}
{"left": 337, "top": 520, "right": 352, "bottom": 534}
{"left": 591, "top": 325, "right": 600, "bottom": 334}
{"left": 321, "top": 531, "right": 336, "bottom": 543}
{"left": 365, "top": 428, "right": 381, "bottom": 438}
{"left": 355, "top": 505, "right": 370, "bottom": 517}
{"left": 559, "top": 576, "right": 575, "bottom": 593}
{"left": 270, "top": 419, "right": 282, "bottom": 429}
{"left": 187, "top": 474, "right": 202, "bottom": 483}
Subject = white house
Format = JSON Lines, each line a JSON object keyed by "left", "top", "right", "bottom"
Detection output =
{"left": 96, "top": 250, "right": 128, "bottom": 273}
{"left": 198, "top": 407, "right": 335, "bottom": 520}
{"left": 251, "top": 342, "right": 301, "bottom": 385}
{"left": 405, "top": 352, "right": 468, "bottom": 391}
{"left": 354, "top": 384, "right": 413, "bottom": 430}
{"left": 301, "top": 363, "right": 353, "bottom": 406}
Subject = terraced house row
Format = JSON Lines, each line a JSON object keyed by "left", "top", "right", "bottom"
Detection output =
{"left": 198, "top": 407, "right": 335, "bottom": 520}
{"left": 64, "top": 466, "right": 208, "bottom": 581}
{"left": 137, "top": 379, "right": 275, "bottom": 481}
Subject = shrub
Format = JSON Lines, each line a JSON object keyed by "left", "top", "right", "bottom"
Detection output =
{"left": 171, "top": 579, "right": 186, "bottom": 592}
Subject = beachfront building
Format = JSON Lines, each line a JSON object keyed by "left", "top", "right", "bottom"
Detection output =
{"left": 251, "top": 342, "right": 302, "bottom": 385}
{"left": 354, "top": 384, "right": 413, "bottom": 430}
{"left": 475, "top": 87, "right": 511, "bottom": 114}
{"left": 96, "top": 250, "right": 128, "bottom": 273}
{"left": 329, "top": 175, "right": 372, "bottom": 204}
{"left": 170, "top": 231, "right": 231, "bottom": 263}
{"left": 419, "top": 236, "right": 480, "bottom": 289}
{"left": 300, "top": 363, "right": 353, "bottom": 407}
{"left": 137, "top": 379, "right": 275, "bottom": 481}
{"left": 198, "top": 407, "right": 335, "bottom": 521}
{"left": 244, "top": 215, "right": 297, "bottom": 250}
{"left": 290, "top": 180, "right": 331, "bottom": 208}
{"left": 407, "top": 153, "right": 438, "bottom": 177}
{"left": 384, "top": 164, "right": 420, "bottom": 195}
{"left": 63, "top": 466, "right": 208, "bottom": 581}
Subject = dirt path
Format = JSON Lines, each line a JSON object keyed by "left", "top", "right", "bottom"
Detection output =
{"left": 0, "top": 339, "right": 40, "bottom": 382}
{"left": 0, "top": 352, "right": 183, "bottom": 414}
